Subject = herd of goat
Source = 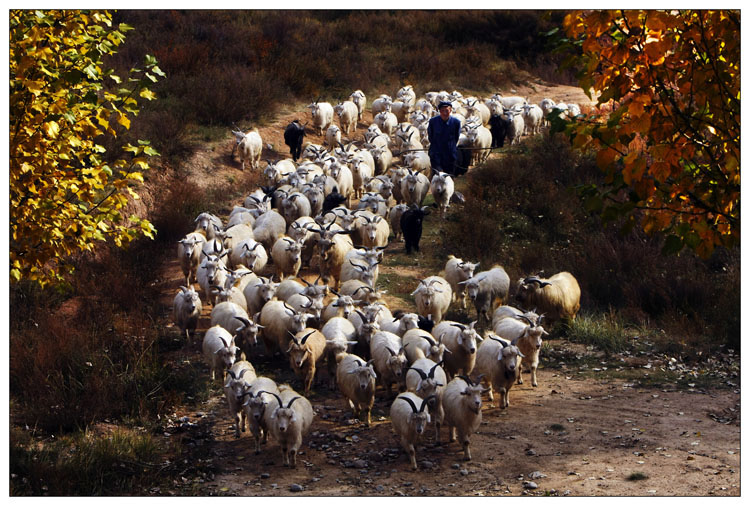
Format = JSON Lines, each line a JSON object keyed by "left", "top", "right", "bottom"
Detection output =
{"left": 173, "top": 86, "right": 582, "bottom": 470}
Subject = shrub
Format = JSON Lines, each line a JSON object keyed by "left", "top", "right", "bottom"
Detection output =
{"left": 10, "top": 426, "right": 164, "bottom": 495}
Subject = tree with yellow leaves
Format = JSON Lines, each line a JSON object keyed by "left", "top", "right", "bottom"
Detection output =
{"left": 10, "top": 10, "right": 165, "bottom": 285}
{"left": 557, "top": 10, "right": 739, "bottom": 257}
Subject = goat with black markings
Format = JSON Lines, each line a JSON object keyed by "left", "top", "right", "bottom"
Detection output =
{"left": 262, "top": 387, "right": 314, "bottom": 468}
{"left": 390, "top": 393, "right": 436, "bottom": 470}
{"left": 406, "top": 358, "right": 447, "bottom": 443}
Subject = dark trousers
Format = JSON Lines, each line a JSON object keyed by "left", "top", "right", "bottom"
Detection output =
{"left": 430, "top": 156, "right": 457, "bottom": 176}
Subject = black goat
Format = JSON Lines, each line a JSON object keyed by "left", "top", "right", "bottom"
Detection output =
{"left": 400, "top": 204, "right": 430, "bottom": 254}
{"left": 284, "top": 120, "right": 306, "bottom": 162}
{"left": 454, "top": 146, "right": 471, "bottom": 177}
{"left": 321, "top": 190, "right": 346, "bottom": 215}
{"left": 417, "top": 314, "right": 435, "bottom": 333}
{"left": 488, "top": 114, "right": 511, "bottom": 149}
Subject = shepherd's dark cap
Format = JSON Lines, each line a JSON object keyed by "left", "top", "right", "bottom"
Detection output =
{"left": 438, "top": 101, "right": 453, "bottom": 109}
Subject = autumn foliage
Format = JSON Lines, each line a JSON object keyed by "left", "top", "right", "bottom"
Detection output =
{"left": 9, "top": 10, "right": 164, "bottom": 285}
{"left": 559, "top": 10, "right": 739, "bottom": 257}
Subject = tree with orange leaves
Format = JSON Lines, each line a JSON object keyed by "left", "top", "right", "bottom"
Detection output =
{"left": 557, "top": 10, "right": 739, "bottom": 257}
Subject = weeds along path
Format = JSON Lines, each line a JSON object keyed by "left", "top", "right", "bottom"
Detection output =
{"left": 154, "top": 86, "right": 740, "bottom": 496}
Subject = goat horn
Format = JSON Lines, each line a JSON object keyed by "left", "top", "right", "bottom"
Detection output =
{"left": 516, "top": 314, "right": 534, "bottom": 325}
{"left": 286, "top": 396, "right": 302, "bottom": 409}
{"left": 420, "top": 334, "right": 437, "bottom": 346}
{"left": 258, "top": 390, "right": 283, "bottom": 409}
{"left": 408, "top": 367, "right": 428, "bottom": 380}
{"left": 300, "top": 330, "right": 316, "bottom": 345}
{"left": 428, "top": 361, "right": 443, "bottom": 378}
{"left": 489, "top": 335, "right": 508, "bottom": 347}
{"left": 458, "top": 374, "right": 475, "bottom": 386}
{"left": 398, "top": 395, "right": 420, "bottom": 413}
{"left": 234, "top": 316, "right": 252, "bottom": 327}
{"left": 420, "top": 394, "right": 437, "bottom": 412}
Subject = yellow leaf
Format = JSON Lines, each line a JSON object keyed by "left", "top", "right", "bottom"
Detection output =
{"left": 44, "top": 121, "right": 60, "bottom": 138}
{"left": 139, "top": 88, "right": 156, "bottom": 101}
{"left": 117, "top": 113, "right": 131, "bottom": 129}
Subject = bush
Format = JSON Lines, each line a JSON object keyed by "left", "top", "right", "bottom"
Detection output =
{"left": 10, "top": 426, "right": 164, "bottom": 495}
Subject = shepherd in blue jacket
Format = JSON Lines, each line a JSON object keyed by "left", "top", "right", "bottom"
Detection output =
{"left": 427, "top": 101, "right": 462, "bottom": 176}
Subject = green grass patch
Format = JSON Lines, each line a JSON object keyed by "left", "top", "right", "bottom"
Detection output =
{"left": 376, "top": 273, "right": 419, "bottom": 305}
{"left": 565, "top": 313, "right": 633, "bottom": 356}
{"left": 10, "top": 427, "right": 167, "bottom": 495}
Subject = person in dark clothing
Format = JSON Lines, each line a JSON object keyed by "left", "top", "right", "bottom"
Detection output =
{"left": 427, "top": 101, "right": 462, "bottom": 176}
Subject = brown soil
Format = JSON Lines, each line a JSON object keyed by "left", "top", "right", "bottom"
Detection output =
{"left": 154, "top": 84, "right": 740, "bottom": 497}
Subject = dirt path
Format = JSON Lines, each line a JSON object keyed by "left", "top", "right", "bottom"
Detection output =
{"left": 156, "top": 84, "right": 741, "bottom": 496}
{"left": 164, "top": 367, "right": 739, "bottom": 497}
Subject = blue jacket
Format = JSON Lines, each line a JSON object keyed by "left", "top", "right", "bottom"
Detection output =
{"left": 427, "top": 115, "right": 461, "bottom": 172}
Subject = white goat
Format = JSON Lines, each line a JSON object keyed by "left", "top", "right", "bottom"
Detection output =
{"left": 242, "top": 376, "right": 280, "bottom": 454}
{"left": 402, "top": 329, "right": 447, "bottom": 364}
{"left": 411, "top": 276, "right": 452, "bottom": 324}
{"left": 390, "top": 392, "right": 435, "bottom": 470}
{"left": 252, "top": 209, "right": 287, "bottom": 253}
{"left": 475, "top": 334, "right": 524, "bottom": 408}
{"left": 197, "top": 253, "right": 228, "bottom": 306}
{"left": 236, "top": 128, "right": 263, "bottom": 171}
{"left": 336, "top": 353, "right": 378, "bottom": 425}
{"left": 429, "top": 171, "right": 455, "bottom": 217}
{"left": 224, "top": 360, "right": 257, "bottom": 438}
{"left": 210, "top": 301, "right": 262, "bottom": 355}
{"left": 441, "top": 374, "right": 486, "bottom": 460}
{"left": 172, "top": 285, "right": 202, "bottom": 341}
{"left": 370, "top": 94, "right": 392, "bottom": 116}
{"left": 242, "top": 276, "right": 278, "bottom": 318}
{"left": 270, "top": 236, "right": 304, "bottom": 281}
{"left": 505, "top": 109, "right": 524, "bottom": 145}
{"left": 406, "top": 358, "right": 447, "bottom": 442}
{"left": 259, "top": 300, "right": 312, "bottom": 356}
{"left": 374, "top": 109, "right": 398, "bottom": 136}
{"left": 515, "top": 272, "right": 581, "bottom": 325}
{"left": 194, "top": 212, "right": 223, "bottom": 241}
{"left": 349, "top": 90, "right": 366, "bottom": 120}
{"left": 522, "top": 103, "right": 544, "bottom": 135}
{"left": 202, "top": 325, "right": 239, "bottom": 382}
{"left": 493, "top": 312, "right": 547, "bottom": 387}
{"left": 177, "top": 232, "right": 207, "bottom": 285}
{"left": 308, "top": 100, "right": 334, "bottom": 136}
{"left": 432, "top": 320, "right": 481, "bottom": 379}
{"left": 370, "top": 330, "right": 408, "bottom": 397}
{"left": 444, "top": 255, "right": 479, "bottom": 310}
{"left": 263, "top": 386, "right": 314, "bottom": 468}
{"left": 400, "top": 168, "right": 430, "bottom": 207}
{"left": 325, "top": 124, "right": 342, "bottom": 149}
{"left": 334, "top": 100, "right": 359, "bottom": 135}
{"left": 459, "top": 266, "right": 510, "bottom": 323}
